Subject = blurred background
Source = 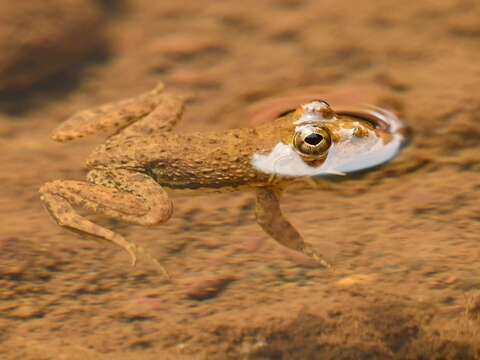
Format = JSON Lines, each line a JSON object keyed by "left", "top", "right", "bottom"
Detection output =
{"left": 0, "top": 0, "right": 479, "bottom": 359}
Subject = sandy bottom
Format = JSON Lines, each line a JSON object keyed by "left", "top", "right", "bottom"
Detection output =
{"left": 1, "top": 0, "right": 480, "bottom": 359}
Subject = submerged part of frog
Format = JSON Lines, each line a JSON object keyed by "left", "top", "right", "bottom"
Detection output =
{"left": 39, "top": 83, "right": 406, "bottom": 277}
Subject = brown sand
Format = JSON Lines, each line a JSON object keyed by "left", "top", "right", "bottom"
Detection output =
{"left": 1, "top": 0, "right": 480, "bottom": 359}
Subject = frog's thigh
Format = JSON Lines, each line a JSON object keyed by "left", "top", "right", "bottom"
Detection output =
{"left": 121, "top": 93, "right": 184, "bottom": 136}
{"left": 51, "top": 83, "right": 165, "bottom": 142}
{"left": 41, "top": 170, "right": 173, "bottom": 227}
{"left": 254, "top": 187, "right": 332, "bottom": 269}
{"left": 86, "top": 169, "right": 174, "bottom": 225}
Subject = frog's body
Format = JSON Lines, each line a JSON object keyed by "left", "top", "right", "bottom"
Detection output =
{"left": 40, "top": 83, "right": 406, "bottom": 277}
{"left": 87, "top": 127, "right": 273, "bottom": 190}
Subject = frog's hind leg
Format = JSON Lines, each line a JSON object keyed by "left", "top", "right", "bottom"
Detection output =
{"left": 119, "top": 92, "right": 184, "bottom": 137}
{"left": 51, "top": 82, "right": 182, "bottom": 142}
{"left": 254, "top": 187, "right": 332, "bottom": 269}
{"left": 39, "top": 169, "right": 173, "bottom": 277}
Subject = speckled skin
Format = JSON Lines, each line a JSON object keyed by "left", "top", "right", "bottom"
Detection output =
{"left": 88, "top": 126, "right": 274, "bottom": 190}
{"left": 39, "top": 83, "right": 401, "bottom": 276}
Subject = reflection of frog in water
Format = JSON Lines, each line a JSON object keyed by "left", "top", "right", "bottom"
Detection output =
{"left": 39, "top": 83, "right": 406, "bottom": 276}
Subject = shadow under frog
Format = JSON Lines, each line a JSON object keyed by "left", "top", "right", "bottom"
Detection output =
{"left": 39, "top": 83, "right": 406, "bottom": 277}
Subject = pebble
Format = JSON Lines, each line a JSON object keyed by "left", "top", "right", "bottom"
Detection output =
{"left": 185, "top": 275, "right": 236, "bottom": 301}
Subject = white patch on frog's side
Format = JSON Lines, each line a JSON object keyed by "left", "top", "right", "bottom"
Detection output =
{"left": 251, "top": 127, "right": 404, "bottom": 177}
{"left": 324, "top": 129, "right": 404, "bottom": 174}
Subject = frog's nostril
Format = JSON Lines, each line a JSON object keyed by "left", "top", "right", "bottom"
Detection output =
{"left": 304, "top": 133, "right": 323, "bottom": 146}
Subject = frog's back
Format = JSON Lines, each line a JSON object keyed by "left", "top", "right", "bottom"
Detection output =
{"left": 147, "top": 128, "right": 275, "bottom": 190}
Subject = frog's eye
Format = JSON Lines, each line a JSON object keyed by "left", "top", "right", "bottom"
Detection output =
{"left": 292, "top": 126, "right": 332, "bottom": 159}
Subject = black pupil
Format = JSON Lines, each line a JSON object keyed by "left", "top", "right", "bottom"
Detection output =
{"left": 304, "top": 133, "right": 323, "bottom": 146}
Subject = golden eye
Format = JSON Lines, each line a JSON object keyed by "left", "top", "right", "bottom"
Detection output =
{"left": 293, "top": 126, "right": 332, "bottom": 159}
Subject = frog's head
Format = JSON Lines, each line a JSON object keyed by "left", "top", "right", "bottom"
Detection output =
{"left": 252, "top": 100, "right": 406, "bottom": 177}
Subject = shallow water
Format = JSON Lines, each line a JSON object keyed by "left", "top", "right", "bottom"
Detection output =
{"left": 1, "top": 0, "right": 480, "bottom": 359}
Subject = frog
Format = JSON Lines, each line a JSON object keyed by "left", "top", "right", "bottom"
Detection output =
{"left": 39, "top": 82, "right": 406, "bottom": 277}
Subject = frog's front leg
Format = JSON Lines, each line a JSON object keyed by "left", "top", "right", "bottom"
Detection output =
{"left": 254, "top": 187, "right": 332, "bottom": 269}
{"left": 39, "top": 169, "right": 173, "bottom": 277}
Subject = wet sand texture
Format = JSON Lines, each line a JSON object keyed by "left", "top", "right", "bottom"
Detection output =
{"left": 1, "top": 0, "right": 480, "bottom": 359}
